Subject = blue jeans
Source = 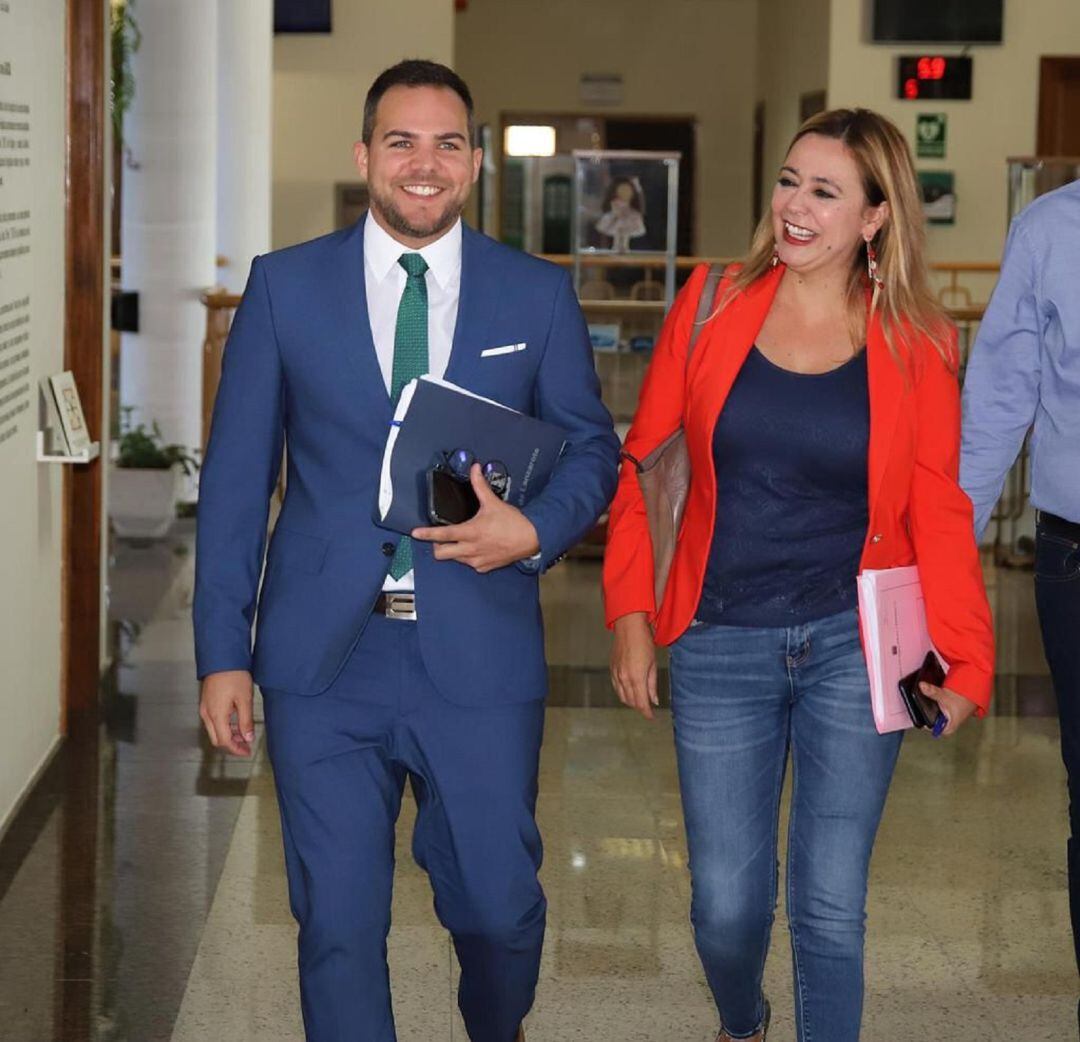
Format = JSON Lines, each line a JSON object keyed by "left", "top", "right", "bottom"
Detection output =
{"left": 1034, "top": 515, "right": 1080, "bottom": 986}
{"left": 670, "top": 608, "right": 903, "bottom": 1042}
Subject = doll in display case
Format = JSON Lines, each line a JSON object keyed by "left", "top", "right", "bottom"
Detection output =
{"left": 594, "top": 175, "right": 646, "bottom": 252}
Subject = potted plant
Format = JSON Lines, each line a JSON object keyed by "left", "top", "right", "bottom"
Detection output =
{"left": 109, "top": 407, "right": 199, "bottom": 539}
{"left": 111, "top": 0, "right": 141, "bottom": 164}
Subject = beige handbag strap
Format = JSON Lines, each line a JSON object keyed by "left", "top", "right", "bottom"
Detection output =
{"left": 686, "top": 263, "right": 726, "bottom": 368}
{"left": 619, "top": 264, "right": 727, "bottom": 474}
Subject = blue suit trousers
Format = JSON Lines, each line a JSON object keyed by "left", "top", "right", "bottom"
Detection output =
{"left": 263, "top": 614, "right": 547, "bottom": 1042}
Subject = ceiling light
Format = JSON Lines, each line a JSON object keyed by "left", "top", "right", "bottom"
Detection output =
{"left": 504, "top": 125, "right": 557, "bottom": 158}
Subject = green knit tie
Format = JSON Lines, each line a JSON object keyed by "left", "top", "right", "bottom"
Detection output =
{"left": 388, "top": 252, "right": 429, "bottom": 581}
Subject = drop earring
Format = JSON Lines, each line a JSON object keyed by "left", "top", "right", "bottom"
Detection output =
{"left": 865, "top": 237, "right": 883, "bottom": 289}
{"left": 770, "top": 248, "right": 779, "bottom": 269}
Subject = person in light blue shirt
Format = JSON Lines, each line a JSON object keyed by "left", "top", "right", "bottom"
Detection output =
{"left": 960, "top": 177, "right": 1080, "bottom": 1009}
{"left": 961, "top": 179, "right": 1080, "bottom": 536}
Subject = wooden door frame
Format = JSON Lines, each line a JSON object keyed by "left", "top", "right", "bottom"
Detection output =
{"left": 64, "top": 0, "right": 107, "bottom": 731}
{"left": 495, "top": 110, "right": 699, "bottom": 250}
{"left": 1037, "top": 56, "right": 1080, "bottom": 155}
{"left": 56, "top": 6, "right": 107, "bottom": 1033}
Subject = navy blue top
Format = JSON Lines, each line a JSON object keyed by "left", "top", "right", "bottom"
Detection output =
{"left": 696, "top": 345, "right": 870, "bottom": 628}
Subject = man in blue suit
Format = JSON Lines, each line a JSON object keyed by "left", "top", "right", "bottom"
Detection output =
{"left": 194, "top": 60, "right": 619, "bottom": 1042}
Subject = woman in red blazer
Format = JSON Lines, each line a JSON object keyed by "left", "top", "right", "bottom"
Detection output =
{"left": 604, "top": 110, "right": 994, "bottom": 1042}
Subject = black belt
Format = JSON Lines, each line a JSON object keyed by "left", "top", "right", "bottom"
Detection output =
{"left": 374, "top": 592, "right": 417, "bottom": 620}
{"left": 1038, "top": 511, "right": 1080, "bottom": 543}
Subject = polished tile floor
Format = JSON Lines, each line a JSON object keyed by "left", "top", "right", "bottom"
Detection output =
{"left": 0, "top": 522, "right": 1076, "bottom": 1040}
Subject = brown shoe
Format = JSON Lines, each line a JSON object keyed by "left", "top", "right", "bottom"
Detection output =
{"left": 514, "top": 1028, "right": 525, "bottom": 1042}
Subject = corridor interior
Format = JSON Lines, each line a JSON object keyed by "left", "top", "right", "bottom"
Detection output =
{"left": 0, "top": 516, "right": 1074, "bottom": 1041}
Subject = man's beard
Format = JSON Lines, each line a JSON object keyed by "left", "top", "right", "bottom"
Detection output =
{"left": 369, "top": 183, "right": 464, "bottom": 241}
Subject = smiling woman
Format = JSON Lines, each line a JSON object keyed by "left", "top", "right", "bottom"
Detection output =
{"left": 729, "top": 107, "right": 948, "bottom": 367}
{"left": 605, "top": 107, "right": 993, "bottom": 1042}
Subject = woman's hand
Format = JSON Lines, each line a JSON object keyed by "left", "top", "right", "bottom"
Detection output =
{"left": 611, "top": 612, "right": 659, "bottom": 720}
{"left": 921, "top": 682, "right": 978, "bottom": 737}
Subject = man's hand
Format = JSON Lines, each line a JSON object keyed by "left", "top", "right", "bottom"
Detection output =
{"left": 412, "top": 464, "right": 541, "bottom": 573}
{"left": 199, "top": 670, "right": 256, "bottom": 757}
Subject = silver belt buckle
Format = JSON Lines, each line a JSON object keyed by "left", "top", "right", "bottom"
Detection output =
{"left": 383, "top": 592, "right": 417, "bottom": 621}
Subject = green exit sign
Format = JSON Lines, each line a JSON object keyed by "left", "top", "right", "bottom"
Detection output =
{"left": 917, "top": 113, "right": 947, "bottom": 158}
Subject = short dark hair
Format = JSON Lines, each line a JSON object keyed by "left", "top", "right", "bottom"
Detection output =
{"left": 362, "top": 59, "right": 475, "bottom": 146}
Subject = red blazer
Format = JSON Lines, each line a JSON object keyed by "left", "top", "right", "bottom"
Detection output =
{"left": 603, "top": 263, "right": 995, "bottom": 712}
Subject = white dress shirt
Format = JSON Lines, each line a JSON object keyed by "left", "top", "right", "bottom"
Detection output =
{"left": 365, "top": 215, "right": 463, "bottom": 592}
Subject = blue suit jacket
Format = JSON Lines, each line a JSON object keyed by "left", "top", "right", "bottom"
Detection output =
{"left": 193, "top": 218, "right": 619, "bottom": 705}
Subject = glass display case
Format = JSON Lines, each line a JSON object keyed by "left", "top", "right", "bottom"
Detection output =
{"left": 1007, "top": 156, "right": 1080, "bottom": 221}
{"left": 570, "top": 151, "right": 681, "bottom": 427}
{"left": 571, "top": 149, "right": 680, "bottom": 307}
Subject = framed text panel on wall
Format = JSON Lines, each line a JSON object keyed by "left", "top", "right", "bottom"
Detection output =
{"left": 0, "top": 0, "right": 72, "bottom": 819}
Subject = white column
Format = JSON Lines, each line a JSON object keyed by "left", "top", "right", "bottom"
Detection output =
{"left": 217, "top": 0, "right": 272, "bottom": 293}
{"left": 120, "top": 0, "right": 217, "bottom": 458}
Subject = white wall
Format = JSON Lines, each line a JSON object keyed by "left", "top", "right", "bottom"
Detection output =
{"left": 0, "top": 0, "right": 67, "bottom": 829}
{"left": 267, "top": 0, "right": 1080, "bottom": 265}
{"left": 828, "top": 0, "right": 1080, "bottom": 262}
{"left": 271, "top": 0, "right": 454, "bottom": 250}
{"left": 457, "top": 0, "right": 760, "bottom": 258}
{"left": 757, "top": 0, "right": 830, "bottom": 211}
{"left": 120, "top": 0, "right": 217, "bottom": 465}
{"left": 217, "top": 0, "right": 273, "bottom": 293}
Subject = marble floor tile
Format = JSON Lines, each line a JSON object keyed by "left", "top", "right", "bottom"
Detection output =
{"left": 163, "top": 703, "right": 1079, "bottom": 1042}
{"left": 1, "top": 542, "right": 1075, "bottom": 1041}
{"left": 171, "top": 753, "right": 455, "bottom": 1042}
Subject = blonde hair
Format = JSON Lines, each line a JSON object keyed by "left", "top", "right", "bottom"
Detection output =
{"left": 723, "top": 108, "right": 952, "bottom": 368}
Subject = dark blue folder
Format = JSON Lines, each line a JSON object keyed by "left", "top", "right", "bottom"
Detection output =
{"left": 376, "top": 377, "right": 568, "bottom": 534}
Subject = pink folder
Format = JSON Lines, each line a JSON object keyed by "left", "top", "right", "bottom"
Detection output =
{"left": 857, "top": 566, "right": 943, "bottom": 734}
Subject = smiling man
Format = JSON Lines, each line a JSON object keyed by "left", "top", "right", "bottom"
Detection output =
{"left": 193, "top": 60, "right": 618, "bottom": 1042}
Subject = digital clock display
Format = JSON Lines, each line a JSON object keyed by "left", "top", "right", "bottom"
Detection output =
{"left": 897, "top": 55, "right": 973, "bottom": 100}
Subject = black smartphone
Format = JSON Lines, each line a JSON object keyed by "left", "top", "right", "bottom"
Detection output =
{"left": 427, "top": 467, "right": 480, "bottom": 526}
{"left": 897, "top": 651, "right": 946, "bottom": 729}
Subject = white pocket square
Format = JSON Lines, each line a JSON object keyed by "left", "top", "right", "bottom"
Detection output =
{"left": 480, "top": 342, "right": 527, "bottom": 358}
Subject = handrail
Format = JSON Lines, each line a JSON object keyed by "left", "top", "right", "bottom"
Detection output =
{"left": 199, "top": 290, "right": 241, "bottom": 452}
{"left": 201, "top": 290, "right": 242, "bottom": 309}
{"left": 535, "top": 253, "right": 1000, "bottom": 276}
{"left": 198, "top": 282, "right": 990, "bottom": 326}
{"left": 198, "top": 278, "right": 987, "bottom": 515}
{"left": 539, "top": 254, "right": 998, "bottom": 315}
{"left": 944, "top": 305, "right": 985, "bottom": 322}
{"left": 539, "top": 253, "right": 733, "bottom": 269}
{"left": 197, "top": 281, "right": 988, "bottom": 440}
{"left": 929, "top": 261, "right": 1001, "bottom": 273}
